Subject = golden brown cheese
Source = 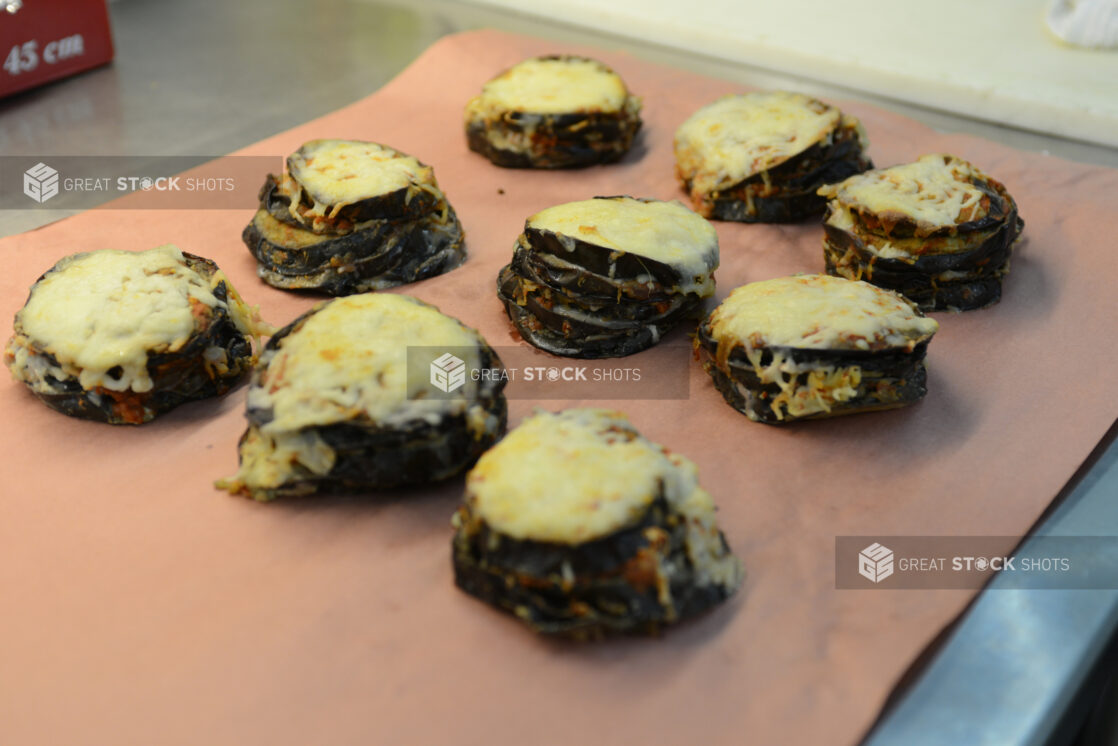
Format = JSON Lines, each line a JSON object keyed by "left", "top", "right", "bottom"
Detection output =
{"left": 527, "top": 197, "right": 719, "bottom": 296}
{"left": 9, "top": 245, "right": 258, "bottom": 394}
{"left": 751, "top": 357, "right": 864, "bottom": 421}
{"left": 709, "top": 274, "right": 938, "bottom": 353}
{"left": 674, "top": 91, "right": 844, "bottom": 195}
{"left": 465, "top": 57, "right": 631, "bottom": 119}
{"left": 465, "top": 408, "right": 741, "bottom": 592}
{"left": 221, "top": 294, "right": 494, "bottom": 497}
{"left": 248, "top": 293, "right": 484, "bottom": 433}
{"left": 285, "top": 139, "right": 439, "bottom": 220}
{"left": 818, "top": 154, "right": 989, "bottom": 233}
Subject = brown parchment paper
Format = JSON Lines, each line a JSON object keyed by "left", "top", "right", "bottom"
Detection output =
{"left": 2, "top": 29, "right": 1118, "bottom": 746}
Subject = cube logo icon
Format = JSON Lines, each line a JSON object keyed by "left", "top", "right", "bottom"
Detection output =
{"left": 24, "top": 162, "right": 60, "bottom": 203}
{"left": 430, "top": 352, "right": 466, "bottom": 393}
{"left": 858, "top": 542, "right": 894, "bottom": 583}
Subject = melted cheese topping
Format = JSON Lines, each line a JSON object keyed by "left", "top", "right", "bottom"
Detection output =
{"left": 248, "top": 293, "right": 484, "bottom": 433}
{"left": 824, "top": 201, "right": 989, "bottom": 261}
{"left": 527, "top": 197, "right": 719, "bottom": 296}
{"left": 818, "top": 154, "right": 989, "bottom": 232}
{"left": 738, "top": 349, "right": 864, "bottom": 421}
{"left": 12, "top": 245, "right": 252, "bottom": 393}
{"left": 674, "top": 91, "right": 841, "bottom": 195}
{"left": 465, "top": 56, "right": 630, "bottom": 119}
{"left": 286, "top": 139, "right": 437, "bottom": 217}
{"left": 709, "top": 274, "right": 938, "bottom": 352}
{"left": 465, "top": 409, "right": 726, "bottom": 554}
{"left": 221, "top": 294, "right": 496, "bottom": 500}
{"left": 772, "top": 364, "right": 861, "bottom": 419}
{"left": 826, "top": 204, "right": 924, "bottom": 261}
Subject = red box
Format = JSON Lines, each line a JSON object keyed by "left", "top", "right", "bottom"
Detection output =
{"left": 0, "top": 0, "right": 114, "bottom": 98}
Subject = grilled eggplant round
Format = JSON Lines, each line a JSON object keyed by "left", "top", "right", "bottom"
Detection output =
{"left": 819, "top": 153, "right": 1023, "bottom": 311}
{"left": 217, "top": 293, "right": 506, "bottom": 501}
{"left": 695, "top": 274, "right": 939, "bottom": 424}
{"left": 674, "top": 91, "right": 872, "bottom": 222}
{"left": 4, "top": 245, "right": 263, "bottom": 425}
{"left": 243, "top": 140, "right": 465, "bottom": 295}
{"left": 497, "top": 196, "right": 719, "bottom": 358}
{"left": 243, "top": 206, "right": 465, "bottom": 296}
{"left": 452, "top": 408, "right": 742, "bottom": 638}
{"left": 465, "top": 55, "right": 642, "bottom": 169}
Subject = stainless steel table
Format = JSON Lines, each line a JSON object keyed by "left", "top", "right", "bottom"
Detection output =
{"left": 3, "top": 1, "right": 1116, "bottom": 743}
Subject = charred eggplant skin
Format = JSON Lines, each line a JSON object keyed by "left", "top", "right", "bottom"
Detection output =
{"left": 709, "top": 144, "right": 869, "bottom": 222}
{"left": 497, "top": 264, "right": 698, "bottom": 359}
{"left": 496, "top": 261, "right": 703, "bottom": 359}
{"left": 452, "top": 495, "right": 734, "bottom": 639}
{"left": 235, "top": 395, "right": 507, "bottom": 501}
{"left": 822, "top": 186, "right": 1023, "bottom": 312}
{"left": 693, "top": 319, "right": 929, "bottom": 424}
{"left": 498, "top": 289, "right": 671, "bottom": 359}
{"left": 522, "top": 220, "right": 688, "bottom": 288}
{"left": 704, "top": 130, "right": 870, "bottom": 223}
{"left": 242, "top": 207, "right": 466, "bottom": 296}
{"left": 465, "top": 110, "right": 641, "bottom": 169}
{"left": 504, "top": 257, "right": 688, "bottom": 321}
{"left": 509, "top": 241, "right": 672, "bottom": 302}
{"left": 6, "top": 254, "right": 255, "bottom": 425}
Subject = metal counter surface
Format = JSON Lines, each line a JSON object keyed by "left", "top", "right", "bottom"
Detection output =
{"left": 2, "top": 1, "right": 1115, "bottom": 743}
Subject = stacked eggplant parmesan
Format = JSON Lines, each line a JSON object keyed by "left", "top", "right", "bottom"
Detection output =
{"left": 465, "top": 55, "right": 642, "bottom": 168}
{"left": 5, "top": 245, "right": 262, "bottom": 425}
{"left": 452, "top": 408, "right": 742, "bottom": 638}
{"left": 217, "top": 293, "right": 506, "bottom": 501}
{"left": 819, "top": 153, "right": 1023, "bottom": 311}
{"left": 695, "top": 275, "right": 939, "bottom": 424}
{"left": 497, "top": 196, "right": 719, "bottom": 358}
{"left": 243, "top": 139, "right": 465, "bottom": 294}
{"left": 674, "top": 91, "right": 872, "bottom": 222}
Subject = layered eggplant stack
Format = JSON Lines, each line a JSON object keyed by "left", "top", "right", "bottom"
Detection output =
{"left": 819, "top": 153, "right": 1023, "bottom": 311}
{"left": 243, "top": 139, "right": 465, "bottom": 295}
{"left": 695, "top": 274, "right": 939, "bottom": 424}
{"left": 5, "top": 245, "right": 262, "bottom": 424}
{"left": 497, "top": 196, "right": 719, "bottom": 358}
{"left": 674, "top": 91, "right": 872, "bottom": 222}
{"left": 217, "top": 293, "right": 506, "bottom": 501}
{"left": 452, "top": 408, "right": 742, "bottom": 638}
{"left": 465, "top": 55, "right": 642, "bottom": 168}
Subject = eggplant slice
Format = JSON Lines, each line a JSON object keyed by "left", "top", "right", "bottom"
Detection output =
{"left": 465, "top": 55, "right": 642, "bottom": 169}
{"left": 4, "top": 246, "right": 264, "bottom": 425}
{"left": 818, "top": 153, "right": 1024, "bottom": 311}
{"left": 217, "top": 293, "right": 507, "bottom": 501}
{"left": 243, "top": 139, "right": 465, "bottom": 294}
{"left": 497, "top": 196, "right": 718, "bottom": 359}
{"left": 694, "top": 274, "right": 938, "bottom": 424}
{"left": 243, "top": 206, "right": 465, "bottom": 296}
{"left": 674, "top": 91, "right": 872, "bottom": 222}
{"left": 452, "top": 408, "right": 743, "bottom": 639}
